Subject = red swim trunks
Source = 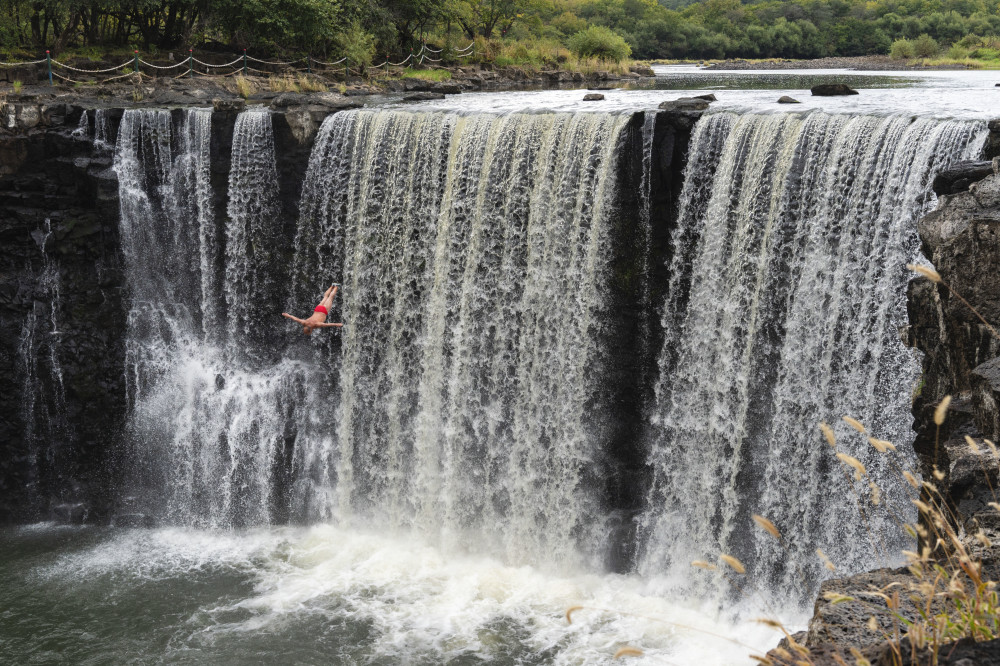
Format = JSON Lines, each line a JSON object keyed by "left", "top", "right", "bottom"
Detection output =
{"left": 314, "top": 305, "right": 328, "bottom": 315}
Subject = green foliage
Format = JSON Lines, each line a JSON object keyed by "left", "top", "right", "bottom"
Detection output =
{"left": 890, "top": 38, "right": 915, "bottom": 58}
{"left": 5, "top": 0, "right": 1000, "bottom": 64}
{"left": 335, "top": 22, "right": 376, "bottom": 67}
{"left": 913, "top": 32, "right": 941, "bottom": 57}
{"left": 567, "top": 25, "right": 631, "bottom": 61}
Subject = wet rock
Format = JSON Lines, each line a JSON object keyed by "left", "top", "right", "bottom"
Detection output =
{"left": 973, "top": 357, "right": 1000, "bottom": 441}
{"left": 212, "top": 98, "right": 245, "bottom": 113}
{"left": 694, "top": 93, "right": 717, "bottom": 101}
{"left": 933, "top": 160, "right": 995, "bottom": 195}
{"left": 431, "top": 83, "right": 462, "bottom": 95}
{"left": 630, "top": 63, "right": 655, "bottom": 77}
{"left": 811, "top": 83, "right": 859, "bottom": 96}
{"left": 402, "top": 91, "right": 445, "bottom": 101}
{"left": 53, "top": 502, "right": 89, "bottom": 524}
{"left": 583, "top": 93, "right": 605, "bottom": 101}
{"left": 777, "top": 95, "right": 801, "bottom": 104}
{"left": 658, "top": 97, "right": 711, "bottom": 111}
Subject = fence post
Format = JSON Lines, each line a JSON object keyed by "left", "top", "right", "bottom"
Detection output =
{"left": 306, "top": 56, "right": 311, "bottom": 74}
{"left": 133, "top": 50, "right": 139, "bottom": 77}
{"left": 344, "top": 58, "right": 348, "bottom": 80}
{"left": 408, "top": 47, "right": 413, "bottom": 69}
{"left": 384, "top": 54, "right": 388, "bottom": 76}
{"left": 46, "top": 50, "right": 53, "bottom": 86}
{"left": 243, "top": 49, "right": 247, "bottom": 75}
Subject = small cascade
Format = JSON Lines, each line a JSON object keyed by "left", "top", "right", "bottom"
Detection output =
{"left": 72, "top": 110, "right": 89, "bottom": 138}
{"left": 18, "top": 219, "right": 72, "bottom": 507}
{"left": 639, "top": 112, "right": 987, "bottom": 603}
{"left": 225, "top": 111, "right": 280, "bottom": 349}
{"left": 94, "top": 109, "right": 111, "bottom": 150}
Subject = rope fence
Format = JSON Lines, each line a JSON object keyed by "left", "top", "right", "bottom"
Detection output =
{"left": 0, "top": 43, "right": 476, "bottom": 85}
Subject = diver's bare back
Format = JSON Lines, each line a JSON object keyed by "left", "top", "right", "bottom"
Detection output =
{"left": 283, "top": 284, "right": 343, "bottom": 335}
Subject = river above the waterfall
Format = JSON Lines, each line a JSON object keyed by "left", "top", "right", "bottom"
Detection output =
{"left": 394, "top": 66, "right": 1000, "bottom": 118}
{"left": 1, "top": 524, "right": 779, "bottom": 665}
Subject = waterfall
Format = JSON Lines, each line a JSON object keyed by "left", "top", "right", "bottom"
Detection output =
{"left": 639, "top": 111, "right": 987, "bottom": 602}
{"left": 117, "top": 108, "right": 629, "bottom": 566}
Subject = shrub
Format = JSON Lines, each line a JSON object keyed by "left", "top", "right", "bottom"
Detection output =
{"left": 889, "top": 38, "right": 914, "bottom": 59}
{"left": 912, "top": 33, "right": 939, "bottom": 58}
{"left": 567, "top": 26, "right": 632, "bottom": 62}
{"left": 335, "top": 22, "right": 376, "bottom": 68}
{"left": 946, "top": 44, "right": 971, "bottom": 60}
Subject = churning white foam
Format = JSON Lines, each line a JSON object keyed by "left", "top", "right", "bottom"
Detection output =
{"left": 36, "top": 525, "right": 789, "bottom": 664}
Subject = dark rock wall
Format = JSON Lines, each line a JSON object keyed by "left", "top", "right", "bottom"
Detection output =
{"left": 0, "top": 105, "right": 125, "bottom": 523}
{"left": 907, "top": 157, "right": 1000, "bottom": 535}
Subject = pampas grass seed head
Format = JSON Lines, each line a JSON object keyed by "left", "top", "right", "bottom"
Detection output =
{"left": 691, "top": 560, "right": 716, "bottom": 570}
{"left": 965, "top": 435, "right": 980, "bottom": 453}
{"left": 752, "top": 515, "right": 781, "bottom": 540}
{"left": 565, "top": 606, "right": 583, "bottom": 624}
{"left": 720, "top": 554, "right": 746, "bottom": 574}
{"left": 934, "top": 395, "right": 951, "bottom": 425}
{"left": 820, "top": 422, "right": 837, "bottom": 448}
{"left": 907, "top": 263, "right": 942, "bottom": 283}
{"left": 613, "top": 646, "right": 643, "bottom": 658}
{"left": 817, "top": 548, "right": 836, "bottom": 572}
{"left": 836, "top": 452, "right": 866, "bottom": 479}
{"left": 842, "top": 416, "right": 866, "bottom": 433}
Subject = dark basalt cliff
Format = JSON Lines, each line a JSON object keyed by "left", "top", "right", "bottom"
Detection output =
{"left": 0, "top": 96, "right": 695, "bottom": 529}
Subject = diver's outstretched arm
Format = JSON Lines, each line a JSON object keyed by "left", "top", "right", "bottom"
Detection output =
{"left": 282, "top": 313, "right": 308, "bottom": 325}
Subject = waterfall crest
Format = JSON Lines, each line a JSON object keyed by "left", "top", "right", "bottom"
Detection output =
{"left": 639, "top": 111, "right": 986, "bottom": 601}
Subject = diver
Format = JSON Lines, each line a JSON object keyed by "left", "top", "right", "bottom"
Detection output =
{"left": 283, "top": 284, "right": 343, "bottom": 335}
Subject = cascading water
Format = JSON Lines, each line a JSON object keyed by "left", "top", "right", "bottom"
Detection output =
{"left": 639, "top": 111, "right": 986, "bottom": 604}
{"left": 293, "top": 109, "right": 628, "bottom": 566}
{"left": 118, "top": 107, "right": 629, "bottom": 567}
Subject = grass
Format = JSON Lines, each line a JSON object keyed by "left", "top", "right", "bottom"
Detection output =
{"left": 225, "top": 74, "right": 257, "bottom": 99}
{"left": 12, "top": 80, "right": 22, "bottom": 93}
{"left": 401, "top": 68, "right": 452, "bottom": 82}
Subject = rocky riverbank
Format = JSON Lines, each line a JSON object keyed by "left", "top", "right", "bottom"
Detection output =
{"left": 767, "top": 137, "right": 1000, "bottom": 666}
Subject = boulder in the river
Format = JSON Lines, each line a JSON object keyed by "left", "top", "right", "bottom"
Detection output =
{"left": 583, "top": 93, "right": 605, "bottom": 101}
{"left": 811, "top": 83, "right": 859, "bottom": 96}
{"left": 694, "top": 93, "right": 717, "bottom": 101}
{"left": 629, "top": 63, "right": 655, "bottom": 77}
{"left": 402, "top": 91, "right": 445, "bottom": 101}
{"left": 777, "top": 95, "right": 800, "bottom": 104}
{"left": 658, "top": 97, "right": 711, "bottom": 111}
{"left": 932, "top": 160, "right": 995, "bottom": 195}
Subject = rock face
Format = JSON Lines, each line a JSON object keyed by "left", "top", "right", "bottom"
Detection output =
{"left": 811, "top": 83, "right": 859, "bottom": 96}
{"left": 932, "top": 160, "right": 996, "bottom": 195}
{"left": 777, "top": 95, "right": 800, "bottom": 104}
{"left": 0, "top": 105, "right": 127, "bottom": 523}
{"left": 583, "top": 93, "right": 605, "bottom": 101}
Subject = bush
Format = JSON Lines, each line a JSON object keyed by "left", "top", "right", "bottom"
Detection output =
{"left": 335, "top": 22, "right": 376, "bottom": 68}
{"left": 889, "top": 38, "right": 914, "bottom": 59}
{"left": 946, "top": 44, "right": 970, "bottom": 60}
{"left": 567, "top": 26, "right": 632, "bottom": 62}
{"left": 912, "top": 33, "right": 939, "bottom": 58}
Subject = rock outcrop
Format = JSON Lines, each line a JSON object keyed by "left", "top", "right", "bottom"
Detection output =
{"left": 811, "top": 83, "right": 859, "bottom": 96}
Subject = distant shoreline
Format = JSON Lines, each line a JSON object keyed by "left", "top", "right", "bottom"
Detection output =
{"left": 659, "top": 55, "right": 989, "bottom": 71}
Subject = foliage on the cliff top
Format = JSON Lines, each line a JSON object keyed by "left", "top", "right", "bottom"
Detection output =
{"left": 6, "top": 0, "right": 1000, "bottom": 66}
